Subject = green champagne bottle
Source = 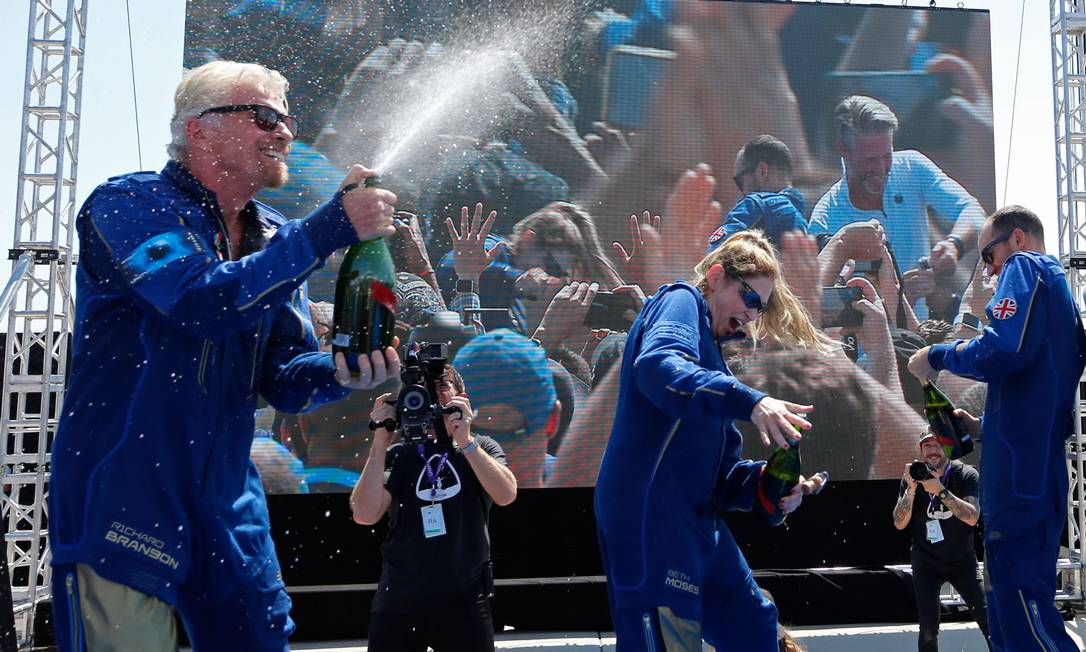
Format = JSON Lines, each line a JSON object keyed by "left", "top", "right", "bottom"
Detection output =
{"left": 921, "top": 381, "right": 974, "bottom": 459}
{"left": 331, "top": 176, "right": 396, "bottom": 370}
{"left": 758, "top": 427, "right": 802, "bottom": 526}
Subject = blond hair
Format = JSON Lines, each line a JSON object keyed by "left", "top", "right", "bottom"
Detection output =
{"left": 169, "top": 60, "right": 289, "bottom": 162}
{"left": 693, "top": 230, "right": 832, "bottom": 351}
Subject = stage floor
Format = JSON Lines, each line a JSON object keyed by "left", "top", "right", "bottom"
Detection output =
{"left": 182, "top": 615, "right": 1086, "bottom": 651}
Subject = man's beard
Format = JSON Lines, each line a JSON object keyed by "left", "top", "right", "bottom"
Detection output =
{"left": 860, "top": 173, "right": 886, "bottom": 196}
{"left": 263, "top": 164, "right": 289, "bottom": 189}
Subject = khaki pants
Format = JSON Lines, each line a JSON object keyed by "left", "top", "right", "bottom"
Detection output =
{"left": 74, "top": 564, "right": 177, "bottom": 652}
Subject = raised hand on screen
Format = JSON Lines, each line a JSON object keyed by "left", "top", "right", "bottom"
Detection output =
{"left": 839, "top": 276, "right": 902, "bottom": 395}
{"left": 662, "top": 164, "right": 723, "bottom": 274}
{"left": 532, "top": 281, "right": 600, "bottom": 351}
{"left": 498, "top": 53, "right": 605, "bottom": 189}
{"left": 583, "top": 121, "right": 633, "bottom": 175}
{"left": 612, "top": 211, "right": 664, "bottom": 291}
{"left": 778, "top": 231, "right": 822, "bottom": 325}
{"left": 393, "top": 212, "right": 434, "bottom": 276}
{"left": 446, "top": 203, "right": 498, "bottom": 282}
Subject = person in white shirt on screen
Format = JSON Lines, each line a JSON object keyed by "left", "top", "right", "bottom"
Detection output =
{"left": 807, "top": 95, "right": 985, "bottom": 317}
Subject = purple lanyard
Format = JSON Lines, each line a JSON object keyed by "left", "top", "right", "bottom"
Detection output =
{"left": 418, "top": 444, "right": 449, "bottom": 502}
{"left": 929, "top": 463, "right": 953, "bottom": 514}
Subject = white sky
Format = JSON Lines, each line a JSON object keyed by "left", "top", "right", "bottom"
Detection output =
{"left": 0, "top": 0, "right": 1058, "bottom": 256}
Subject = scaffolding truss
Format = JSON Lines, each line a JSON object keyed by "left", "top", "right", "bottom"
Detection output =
{"left": 2, "top": 0, "right": 86, "bottom": 645}
{"left": 1052, "top": 0, "right": 1086, "bottom": 604}
{"left": 0, "top": 1, "right": 1082, "bottom": 649}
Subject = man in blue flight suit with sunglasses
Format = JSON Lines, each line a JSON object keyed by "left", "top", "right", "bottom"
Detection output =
{"left": 909, "top": 205, "right": 1086, "bottom": 651}
{"left": 49, "top": 60, "right": 402, "bottom": 651}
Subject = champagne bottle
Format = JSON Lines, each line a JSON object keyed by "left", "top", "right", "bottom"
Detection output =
{"left": 331, "top": 176, "right": 396, "bottom": 371}
{"left": 921, "top": 381, "right": 974, "bottom": 459}
{"left": 758, "top": 428, "right": 802, "bottom": 526}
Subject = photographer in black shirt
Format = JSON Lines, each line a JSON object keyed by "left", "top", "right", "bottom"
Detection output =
{"left": 892, "top": 428, "right": 991, "bottom": 652}
{"left": 351, "top": 345, "right": 517, "bottom": 652}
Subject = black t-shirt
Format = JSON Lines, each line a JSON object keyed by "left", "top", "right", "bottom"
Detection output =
{"left": 372, "top": 436, "right": 506, "bottom": 613}
{"left": 899, "top": 460, "right": 979, "bottom": 568}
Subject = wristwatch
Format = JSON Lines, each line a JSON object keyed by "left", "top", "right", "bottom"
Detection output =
{"left": 945, "top": 235, "right": 966, "bottom": 259}
{"left": 937, "top": 488, "right": 950, "bottom": 501}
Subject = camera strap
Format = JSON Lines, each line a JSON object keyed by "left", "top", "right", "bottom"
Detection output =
{"left": 418, "top": 444, "right": 450, "bottom": 504}
{"left": 928, "top": 463, "right": 953, "bottom": 514}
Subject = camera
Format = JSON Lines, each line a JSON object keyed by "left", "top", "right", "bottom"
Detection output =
{"left": 909, "top": 459, "right": 934, "bottom": 482}
{"left": 820, "top": 286, "right": 864, "bottom": 329}
{"left": 394, "top": 341, "right": 456, "bottom": 445}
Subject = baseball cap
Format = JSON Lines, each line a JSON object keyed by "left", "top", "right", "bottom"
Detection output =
{"left": 394, "top": 272, "right": 443, "bottom": 328}
{"left": 917, "top": 429, "right": 938, "bottom": 447}
{"left": 453, "top": 330, "right": 556, "bottom": 435}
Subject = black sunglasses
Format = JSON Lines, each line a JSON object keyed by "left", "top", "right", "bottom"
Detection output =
{"left": 198, "top": 104, "right": 299, "bottom": 137}
{"left": 980, "top": 231, "right": 1013, "bottom": 265}
{"left": 730, "top": 274, "right": 766, "bottom": 314}
{"left": 732, "top": 166, "right": 757, "bottom": 192}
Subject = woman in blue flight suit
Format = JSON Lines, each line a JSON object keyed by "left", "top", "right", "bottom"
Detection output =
{"left": 596, "top": 230, "right": 831, "bottom": 651}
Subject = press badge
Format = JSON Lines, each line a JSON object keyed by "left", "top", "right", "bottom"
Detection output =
{"left": 926, "top": 520, "right": 944, "bottom": 543}
{"left": 422, "top": 504, "right": 447, "bottom": 538}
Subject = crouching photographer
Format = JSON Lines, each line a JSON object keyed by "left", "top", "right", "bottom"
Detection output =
{"left": 350, "top": 342, "right": 518, "bottom": 652}
{"left": 891, "top": 428, "right": 989, "bottom": 652}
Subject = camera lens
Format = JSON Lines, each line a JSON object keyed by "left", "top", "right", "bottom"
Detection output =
{"left": 402, "top": 388, "right": 426, "bottom": 411}
{"left": 909, "top": 460, "right": 932, "bottom": 482}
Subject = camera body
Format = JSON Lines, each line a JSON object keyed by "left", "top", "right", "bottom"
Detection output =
{"left": 909, "top": 459, "right": 934, "bottom": 482}
{"left": 395, "top": 342, "right": 451, "bottom": 445}
{"left": 820, "top": 286, "right": 864, "bottom": 329}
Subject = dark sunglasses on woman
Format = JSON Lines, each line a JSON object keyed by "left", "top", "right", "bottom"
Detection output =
{"left": 730, "top": 274, "right": 766, "bottom": 314}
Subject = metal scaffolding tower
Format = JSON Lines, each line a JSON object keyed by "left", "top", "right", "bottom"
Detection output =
{"left": 2, "top": 0, "right": 86, "bottom": 644}
{"left": 1052, "top": 0, "right": 1086, "bottom": 604}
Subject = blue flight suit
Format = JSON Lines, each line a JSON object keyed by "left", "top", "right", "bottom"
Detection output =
{"left": 595, "top": 282, "right": 778, "bottom": 651}
{"left": 707, "top": 187, "right": 808, "bottom": 253}
{"left": 49, "top": 161, "right": 359, "bottom": 651}
{"left": 928, "top": 251, "right": 1086, "bottom": 651}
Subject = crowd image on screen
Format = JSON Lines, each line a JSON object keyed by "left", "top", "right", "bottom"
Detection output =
{"left": 180, "top": 0, "right": 997, "bottom": 492}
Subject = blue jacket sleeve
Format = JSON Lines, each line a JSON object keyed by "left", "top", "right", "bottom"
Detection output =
{"left": 707, "top": 196, "right": 759, "bottom": 253}
{"left": 259, "top": 288, "right": 351, "bottom": 414}
{"left": 633, "top": 287, "right": 767, "bottom": 420}
{"left": 477, "top": 260, "right": 522, "bottom": 308}
{"left": 78, "top": 184, "right": 357, "bottom": 339}
{"left": 712, "top": 423, "right": 765, "bottom": 512}
{"left": 928, "top": 254, "right": 1047, "bottom": 381}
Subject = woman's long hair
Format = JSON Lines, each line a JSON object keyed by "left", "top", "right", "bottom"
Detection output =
{"left": 692, "top": 230, "right": 833, "bottom": 351}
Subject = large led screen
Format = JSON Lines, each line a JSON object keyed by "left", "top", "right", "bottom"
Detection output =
{"left": 182, "top": 0, "right": 995, "bottom": 492}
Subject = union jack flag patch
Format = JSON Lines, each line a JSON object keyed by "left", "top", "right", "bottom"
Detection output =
{"left": 991, "top": 297, "right": 1017, "bottom": 320}
{"left": 708, "top": 225, "right": 726, "bottom": 244}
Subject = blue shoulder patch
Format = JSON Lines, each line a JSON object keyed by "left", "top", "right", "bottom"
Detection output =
{"left": 119, "top": 230, "right": 205, "bottom": 286}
